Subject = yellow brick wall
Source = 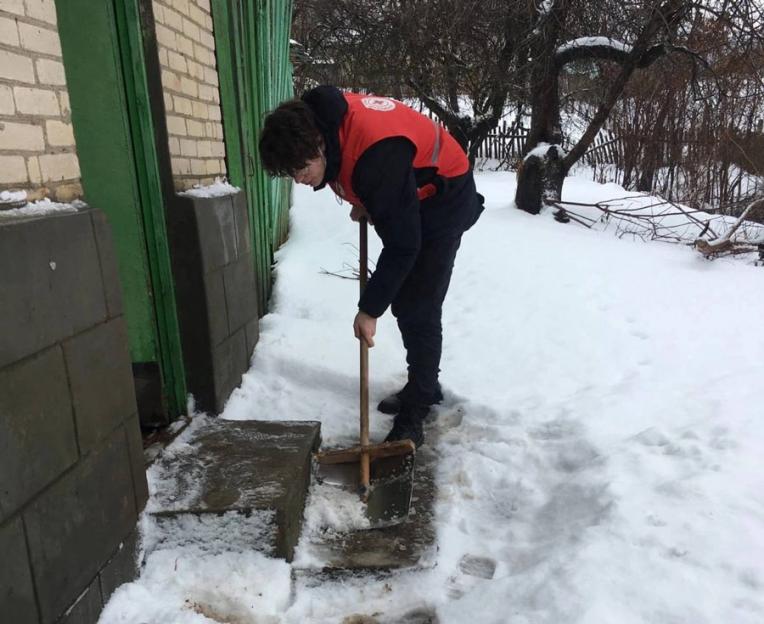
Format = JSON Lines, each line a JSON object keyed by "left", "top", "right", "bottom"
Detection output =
{"left": 0, "top": 0, "right": 81, "bottom": 202}
{"left": 152, "top": 0, "right": 226, "bottom": 191}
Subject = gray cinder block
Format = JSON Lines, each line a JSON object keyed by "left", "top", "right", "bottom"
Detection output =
{"left": 194, "top": 195, "right": 238, "bottom": 272}
{"left": 0, "top": 209, "right": 108, "bottom": 368}
{"left": 232, "top": 191, "right": 252, "bottom": 256}
{"left": 167, "top": 191, "right": 260, "bottom": 413}
{"left": 89, "top": 210, "right": 124, "bottom": 319}
{"left": 58, "top": 577, "right": 102, "bottom": 624}
{"left": 244, "top": 317, "right": 259, "bottom": 364}
{"left": 98, "top": 529, "right": 138, "bottom": 605}
{"left": 24, "top": 427, "right": 136, "bottom": 623}
{"left": 212, "top": 329, "right": 247, "bottom": 412}
{"left": 124, "top": 414, "right": 149, "bottom": 512}
{"left": 205, "top": 270, "right": 229, "bottom": 348}
{"left": 0, "top": 347, "right": 78, "bottom": 520}
{"left": 63, "top": 318, "right": 138, "bottom": 454}
{"left": 223, "top": 254, "right": 258, "bottom": 334}
{"left": 0, "top": 516, "right": 39, "bottom": 624}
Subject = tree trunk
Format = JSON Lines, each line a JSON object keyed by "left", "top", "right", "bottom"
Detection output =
{"left": 515, "top": 146, "right": 566, "bottom": 214}
{"left": 515, "top": 1, "right": 567, "bottom": 214}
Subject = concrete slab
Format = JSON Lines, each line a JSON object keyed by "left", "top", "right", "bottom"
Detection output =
{"left": 149, "top": 419, "right": 321, "bottom": 562}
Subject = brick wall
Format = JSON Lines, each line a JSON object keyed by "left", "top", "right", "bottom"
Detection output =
{"left": 0, "top": 0, "right": 81, "bottom": 202}
{"left": 152, "top": 0, "right": 226, "bottom": 191}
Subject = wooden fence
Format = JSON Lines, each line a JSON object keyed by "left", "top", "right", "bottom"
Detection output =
{"left": 468, "top": 120, "right": 760, "bottom": 212}
{"left": 472, "top": 121, "right": 621, "bottom": 165}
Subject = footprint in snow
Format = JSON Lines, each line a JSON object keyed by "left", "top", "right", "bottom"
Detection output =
{"left": 446, "top": 553, "right": 498, "bottom": 599}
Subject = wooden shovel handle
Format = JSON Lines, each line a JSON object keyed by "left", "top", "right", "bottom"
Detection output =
{"left": 359, "top": 219, "right": 370, "bottom": 496}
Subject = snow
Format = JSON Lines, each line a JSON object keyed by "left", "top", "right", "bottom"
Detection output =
{"left": 524, "top": 142, "right": 567, "bottom": 161}
{"left": 537, "top": 0, "right": 554, "bottom": 16}
{"left": 0, "top": 189, "right": 27, "bottom": 204}
{"left": 179, "top": 177, "right": 240, "bottom": 198}
{"left": 0, "top": 197, "right": 82, "bottom": 220}
{"left": 99, "top": 547, "right": 291, "bottom": 624}
{"left": 101, "top": 172, "right": 764, "bottom": 623}
{"left": 557, "top": 36, "right": 633, "bottom": 56}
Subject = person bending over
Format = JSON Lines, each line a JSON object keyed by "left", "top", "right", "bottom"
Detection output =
{"left": 259, "top": 86, "right": 483, "bottom": 447}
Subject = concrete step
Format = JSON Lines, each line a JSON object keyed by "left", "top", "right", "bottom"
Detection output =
{"left": 147, "top": 418, "right": 321, "bottom": 562}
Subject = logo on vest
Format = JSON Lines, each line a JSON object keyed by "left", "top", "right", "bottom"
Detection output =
{"left": 361, "top": 97, "right": 396, "bottom": 112}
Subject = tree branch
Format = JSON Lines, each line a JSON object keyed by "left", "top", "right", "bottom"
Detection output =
{"left": 694, "top": 198, "right": 764, "bottom": 256}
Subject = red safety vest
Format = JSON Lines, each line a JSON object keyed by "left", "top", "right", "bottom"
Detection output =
{"left": 328, "top": 93, "right": 469, "bottom": 207}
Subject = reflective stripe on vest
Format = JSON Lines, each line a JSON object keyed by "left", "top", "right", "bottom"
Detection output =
{"left": 430, "top": 117, "right": 441, "bottom": 166}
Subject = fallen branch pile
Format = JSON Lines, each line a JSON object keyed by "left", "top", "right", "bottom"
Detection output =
{"left": 550, "top": 195, "right": 764, "bottom": 262}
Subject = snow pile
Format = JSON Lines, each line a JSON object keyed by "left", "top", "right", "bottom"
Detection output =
{"left": 560, "top": 175, "right": 764, "bottom": 248}
{"left": 180, "top": 177, "right": 240, "bottom": 198}
{"left": 557, "top": 36, "right": 633, "bottom": 56}
{"left": 523, "top": 141, "right": 567, "bottom": 161}
{"left": 296, "top": 483, "right": 371, "bottom": 551}
{"left": 141, "top": 510, "right": 277, "bottom": 559}
{"left": 0, "top": 197, "right": 82, "bottom": 219}
{"left": 101, "top": 171, "right": 764, "bottom": 623}
{"left": 99, "top": 547, "right": 291, "bottom": 624}
{"left": 0, "top": 189, "right": 27, "bottom": 204}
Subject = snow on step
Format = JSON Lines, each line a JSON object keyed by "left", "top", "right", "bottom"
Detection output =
{"left": 146, "top": 417, "right": 320, "bottom": 562}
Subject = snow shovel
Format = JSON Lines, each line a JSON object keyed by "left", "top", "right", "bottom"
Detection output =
{"left": 314, "top": 218, "right": 416, "bottom": 528}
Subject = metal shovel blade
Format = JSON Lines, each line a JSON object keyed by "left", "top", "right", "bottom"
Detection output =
{"left": 315, "top": 446, "right": 416, "bottom": 528}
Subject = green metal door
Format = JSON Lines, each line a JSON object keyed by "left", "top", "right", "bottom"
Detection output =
{"left": 212, "top": 0, "right": 294, "bottom": 313}
{"left": 57, "top": 0, "right": 186, "bottom": 419}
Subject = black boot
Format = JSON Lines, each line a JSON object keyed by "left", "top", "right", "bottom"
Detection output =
{"left": 384, "top": 405, "right": 428, "bottom": 448}
{"left": 377, "top": 390, "right": 405, "bottom": 415}
{"left": 377, "top": 385, "right": 443, "bottom": 415}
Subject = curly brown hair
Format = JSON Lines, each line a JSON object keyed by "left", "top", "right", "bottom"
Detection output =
{"left": 259, "top": 99, "right": 323, "bottom": 177}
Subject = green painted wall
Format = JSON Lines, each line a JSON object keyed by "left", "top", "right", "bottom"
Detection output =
{"left": 57, "top": 0, "right": 158, "bottom": 363}
{"left": 57, "top": 0, "right": 187, "bottom": 417}
{"left": 212, "top": 0, "right": 294, "bottom": 313}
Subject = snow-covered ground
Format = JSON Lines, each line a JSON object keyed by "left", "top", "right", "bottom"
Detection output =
{"left": 100, "top": 172, "right": 764, "bottom": 623}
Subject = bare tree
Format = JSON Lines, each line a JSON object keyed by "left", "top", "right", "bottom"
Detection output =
{"left": 291, "top": 0, "right": 527, "bottom": 163}
{"left": 516, "top": 0, "right": 690, "bottom": 213}
{"left": 590, "top": 13, "right": 764, "bottom": 216}
{"left": 515, "top": 0, "right": 764, "bottom": 215}
{"left": 292, "top": 0, "right": 763, "bottom": 216}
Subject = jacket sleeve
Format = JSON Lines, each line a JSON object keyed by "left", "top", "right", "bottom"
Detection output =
{"left": 351, "top": 137, "right": 420, "bottom": 318}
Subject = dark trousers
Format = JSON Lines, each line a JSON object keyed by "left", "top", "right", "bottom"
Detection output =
{"left": 390, "top": 172, "right": 483, "bottom": 407}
